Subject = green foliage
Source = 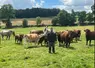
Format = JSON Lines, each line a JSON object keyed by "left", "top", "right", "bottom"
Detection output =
{"left": 0, "top": 4, "right": 15, "bottom": 28}
{"left": 86, "top": 13, "right": 93, "bottom": 22}
{"left": 57, "top": 10, "right": 75, "bottom": 26}
{"left": 0, "top": 4, "right": 15, "bottom": 19}
{"left": 91, "top": 4, "right": 95, "bottom": 13}
{"left": 15, "top": 8, "right": 60, "bottom": 18}
{"left": 78, "top": 11, "right": 86, "bottom": 23}
{"left": 71, "top": 9, "right": 76, "bottom": 23}
{"left": 22, "top": 19, "right": 28, "bottom": 27}
{"left": 36, "top": 16, "right": 42, "bottom": 26}
{"left": 52, "top": 16, "right": 58, "bottom": 26}
{"left": 57, "top": 10, "right": 67, "bottom": 26}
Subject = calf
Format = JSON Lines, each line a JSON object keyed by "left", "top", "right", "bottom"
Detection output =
{"left": 15, "top": 34, "right": 24, "bottom": 44}
{"left": 84, "top": 29, "right": 95, "bottom": 45}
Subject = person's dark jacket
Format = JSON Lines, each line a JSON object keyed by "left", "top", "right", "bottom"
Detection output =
{"left": 47, "top": 32, "right": 56, "bottom": 42}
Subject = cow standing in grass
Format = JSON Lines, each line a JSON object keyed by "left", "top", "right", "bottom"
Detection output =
{"left": 84, "top": 29, "right": 95, "bottom": 46}
{"left": 15, "top": 34, "right": 24, "bottom": 44}
{"left": 57, "top": 30, "right": 75, "bottom": 48}
{"left": 0, "top": 30, "right": 15, "bottom": 40}
{"left": 73, "top": 29, "right": 81, "bottom": 41}
{"left": 23, "top": 33, "right": 41, "bottom": 47}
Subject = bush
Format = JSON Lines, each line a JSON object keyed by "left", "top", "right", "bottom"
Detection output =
{"left": 36, "top": 16, "right": 42, "bottom": 26}
{"left": 22, "top": 19, "right": 28, "bottom": 27}
{"left": 52, "top": 16, "right": 58, "bottom": 26}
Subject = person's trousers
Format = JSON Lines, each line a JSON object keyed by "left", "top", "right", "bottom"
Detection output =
{"left": 48, "top": 42, "right": 55, "bottom": 53}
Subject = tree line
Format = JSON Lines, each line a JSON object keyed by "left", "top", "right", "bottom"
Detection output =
{"left": 15, "top": 8, "right": 60, "bottom": 18}
{"left": 52, "top": 9, "right": 94, "bottom": 26}
{"left": 0, "top": 4, "right": 94, "bottom": 28}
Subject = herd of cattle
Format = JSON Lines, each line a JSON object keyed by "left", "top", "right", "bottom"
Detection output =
{"left": 0, "top": 28, "right": 95, "bottom": 48}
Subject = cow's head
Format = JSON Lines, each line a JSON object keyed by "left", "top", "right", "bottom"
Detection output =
{"left": 84, "top": 29, "right": 90, "bottom": 33}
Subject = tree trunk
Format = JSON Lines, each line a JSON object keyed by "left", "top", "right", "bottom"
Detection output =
{"left": 6, "top": 18, "right": 12, "bottom": 28}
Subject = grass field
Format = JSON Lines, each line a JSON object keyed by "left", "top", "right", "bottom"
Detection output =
{"left": 0, "top": 26, "right": 94, "bottom": 68}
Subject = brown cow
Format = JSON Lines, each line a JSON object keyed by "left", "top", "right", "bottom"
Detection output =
{"left": 84, "top": 29, "right": 95, "bottom": 45}
{"left": 15, "top": 34, "right": 24, "bottom": 44}
{"left": 30, "top": 30, "right": 43, "bottom": 35}
{"left": 73, "top": 29, "right": 81, "bottom": 41}
{"left": 38, "top": 34, "right": 46, "bottom": 46}
{"left": 57, "top": 30, "right": 73, "bottom": 48}
{"left": 24, "top": 34, "right": 41, "bottom": 46}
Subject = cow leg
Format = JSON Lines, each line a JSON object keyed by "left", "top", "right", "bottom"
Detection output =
{"left": 20, "top": 40, "right": 23, "bottom": 44}
{"left": 17, "top": 40, "right": 19, "bottom": 43}
{"left": 15, "top": 38, "right": 16, "bottom": 43}
{"left": 86, "top": 40, "right": 88, "bottom": 45}
{"left": 9, "top": 36, "right": 10, "bottom": 40}
{"left": 35, "top": 42, "right": 37, "bottom": 46}
{"left": 76, "top": 37, "right": 78, "bottom": 42}
{"left": 68, "top": 41, "right": 70, "bottom": 47}
{"left": 66, "top": 42, "right": 68, "bottom": 48}
{"left": 7, "top": 35, "right": 9, "bottom": 40}
{"left": 89, "top": 40, "right": 91, "bottom": 46}
{"left": 78, "top": 37, "right": 80, "bottom": 41}
{"left": 6, "top": 36, "right": 8, "bottom": 40}
{"left": 59, "top": 42, "right": 61, "bottom": 47}
{"left": 39, "top": 43, "right": 42, "bottom": 46}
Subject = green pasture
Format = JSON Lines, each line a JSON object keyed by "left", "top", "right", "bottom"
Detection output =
{"left": 0, "top": 26, "right": 94, "bottom": 68}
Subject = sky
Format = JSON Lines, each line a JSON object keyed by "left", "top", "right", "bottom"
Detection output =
{"left": 0, "top": 0, "right": 94, "bottom": 12}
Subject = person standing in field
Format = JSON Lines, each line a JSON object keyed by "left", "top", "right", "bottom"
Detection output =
{"left": 47, "top": 28, "right": 56, "bottom": 53}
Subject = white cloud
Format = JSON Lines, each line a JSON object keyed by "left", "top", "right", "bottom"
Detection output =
{"left": 30, "top": 0, "right": 45, "bottom": 8}
{"left": 0, "top": 0, "right": 45, "bottom": 9}
{"left": 53, "top": 0, "right": 94, "bottom": 12}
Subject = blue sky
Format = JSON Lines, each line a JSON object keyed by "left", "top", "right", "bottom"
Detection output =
{"left": 0, "top": 0, "right": 94, "bottom": 12}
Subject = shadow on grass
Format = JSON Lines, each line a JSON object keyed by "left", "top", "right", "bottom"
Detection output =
{"left": 71, "top": 40, "right": 82, "bottom": 43}
{"left": 27, "top": 46, "right": 41, "bottom": 49}
{"left": 67, "top": 47, "right": 76, "bottom": 50}
{"left": 24, "top": 56, "right": 30, "bottom": 60}
{"left": 89, "top": 44, "right": 95, "bottom": 46}
{"left": 15, "top": 43, "right": 23, "bottom": 45}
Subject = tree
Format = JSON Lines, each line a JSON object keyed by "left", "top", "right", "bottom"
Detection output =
{"left": 91, "top": 4, "right": 95, "bottom": 24}
{"left": 36, "top": 16, "right": 42, "bottom": 26}
{"left": 15, "top": 8, "right": 60, "bottom": 18}
{"left": 78, "top": 11, "right": 86, "bottom": 24}
{"left": 71, "top": 9, "right": 76, "bottom": 23}
{"left": 52, "top": 16, "right": 58, "bottom": 26}
{"left": 86, "top": 12, "right": 93, "bottom": 23}
{"left": 57, "top": 10, "right": 67, "bottom": 26}
{"left": 0, "top": 4, "right": 15, "bottom": 28}
{"left": 57, "top": 10, "right": 75, "bottom": 26}
{"left": 91, "top": 4, "right": 95, "bottom": 13}
{"left": 22, "top": 19, "right": 28, "bottom": 27}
